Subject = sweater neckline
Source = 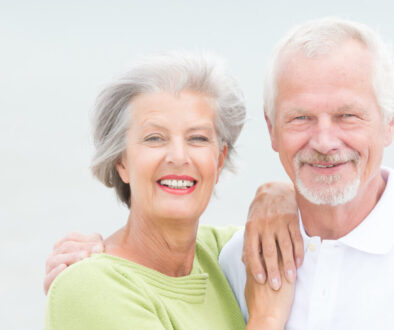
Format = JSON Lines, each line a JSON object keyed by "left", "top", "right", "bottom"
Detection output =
{"left": 91, "top": 253, "right": 208, "bottom": 303}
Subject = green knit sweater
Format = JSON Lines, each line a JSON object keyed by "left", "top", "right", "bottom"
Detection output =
{"left": 46, "top": 225, "right": 246, "bottom": 330}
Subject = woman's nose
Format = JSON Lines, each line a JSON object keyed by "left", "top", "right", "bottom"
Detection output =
{"left": 165, "top": 139, "right": 190, "bottom": 166}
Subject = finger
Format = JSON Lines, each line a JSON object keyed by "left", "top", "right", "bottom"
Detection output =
{"left": 46, "top": 250, "right": 90, "bottom": 274}
{"left": 43, "top": 263, "right": 67, "bottom": 295}
{"left": 53, "top": 232, "right": 103, "bottom": 250}
{"left": 55, "top": 241, "right": 104, "bottom": 255}
{"left": 277, "top": 229, "right": 296, "bottom": 283}
{"left": 261, "top": 233, "right": 281, "bottom": 291}
{"left": 289, "top": 220, "right": 304, "bottom": 268}
{"left": 243, "top": 222, "right": 267, "bottom": 284}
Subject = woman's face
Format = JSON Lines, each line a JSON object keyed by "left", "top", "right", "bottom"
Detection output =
{"left": 116, "top": 90, "right": 227, "bottom": 222}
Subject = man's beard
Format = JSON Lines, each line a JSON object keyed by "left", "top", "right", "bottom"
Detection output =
{"left": 294, "top": 150, "right": 361, "bottom": 206}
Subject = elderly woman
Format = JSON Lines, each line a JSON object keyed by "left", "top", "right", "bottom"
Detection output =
{"left": 45, "top": 51, "right": 299, "bottom": 330}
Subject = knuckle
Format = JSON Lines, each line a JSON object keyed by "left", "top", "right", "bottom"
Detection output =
{"left": 281, "top": 239, "right": 293, "bottom": 251}
{"left": 284, "top": 259, "right": 294, "bottom": 269}
{"left": 263, "top": 243, "right": 276, "bottom": 257}
{"left": 92, "top": 232, "right": 104, "bottom": 241}
{"left": 245, "top": 220, "right": 257, "bottom": 232}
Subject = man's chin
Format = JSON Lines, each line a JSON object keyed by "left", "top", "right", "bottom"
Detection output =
{"left": 295, "top": 177, "right": 360, "bottom": 206}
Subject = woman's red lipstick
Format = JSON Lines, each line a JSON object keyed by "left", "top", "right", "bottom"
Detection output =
{"left": 157, "top": 175, "right": 197, "bottom": 195}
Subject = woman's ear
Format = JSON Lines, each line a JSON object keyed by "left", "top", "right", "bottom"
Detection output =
{"left": 115, "top": 156, "right": 130, "bottom": 184}
{"left": 216, "top": 144, "right": 228, "bottom": 183}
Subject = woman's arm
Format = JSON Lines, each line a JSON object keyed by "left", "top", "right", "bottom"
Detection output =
{"left": 245, "top": 260, "right": 295, "bottom": 330}
{"left": 44, "top": 182, "right": 302, "bottom": 294}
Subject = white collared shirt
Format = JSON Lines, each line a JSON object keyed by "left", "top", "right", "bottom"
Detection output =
{"left": 219, "top": 168, "right": 394, "bottom": 330}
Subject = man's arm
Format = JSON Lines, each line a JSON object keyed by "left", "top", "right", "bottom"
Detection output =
{"left": 44, "top": 232, "right": 104, "bottom": 294}
{"left": 44, "top": 182, "right": 303, "bottom": 294}
{"left": 243, "top": 182, "right": 303, "bottom": 290}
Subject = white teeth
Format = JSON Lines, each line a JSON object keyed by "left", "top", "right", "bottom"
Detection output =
{"left": 159, "top": 179, "right": 195, "bottom": 189}
{"left": 312, "top": 164, "right": 336, "bottom": 168}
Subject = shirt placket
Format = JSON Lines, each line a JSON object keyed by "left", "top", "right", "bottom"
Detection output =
{"left": 307, "top": 239, "right": 344, "bottom": 330}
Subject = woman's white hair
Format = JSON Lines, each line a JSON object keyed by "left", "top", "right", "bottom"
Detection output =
{"left": 91, "top": 51, "right": 246, "bottom": 207}
{"left": 264, "top": 17, "right": 394, "bottom": 124}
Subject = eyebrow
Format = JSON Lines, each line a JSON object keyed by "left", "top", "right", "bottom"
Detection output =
{"left": 141, "top": 122, "right": 215, "bottom": 133}
{"left": 281, "top": 103, "right": 369, "bottom": 118}
{"left": 187, "top": 125, "right": 215, "bottom": 133}
{"left": 336, "top": 104, "right": 369, "bottom": 116}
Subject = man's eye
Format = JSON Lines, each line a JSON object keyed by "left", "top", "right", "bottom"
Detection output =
{"left": 342, "top": 113, "right": 356, "bottom": 118}
{"left": 294, "top": 116, "right": 307, "bottom": 120}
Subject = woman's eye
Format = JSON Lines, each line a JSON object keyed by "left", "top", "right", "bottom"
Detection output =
{"left": 190, "top": 135, "right": 209, "bottom": 142}
{"left": 144, "top": 135, "right": 163, "bottom": 142}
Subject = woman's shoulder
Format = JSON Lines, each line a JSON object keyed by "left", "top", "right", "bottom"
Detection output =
{"left": 45, "top": 254, "right": 163, "bottom": 329}
{"left": 197, "top": 225, "right": 243, "bottom": 256}
{"left": 48, "top": 254, "right": 120, "bottom": 294}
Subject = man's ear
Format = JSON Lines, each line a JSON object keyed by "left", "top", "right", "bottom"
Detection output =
{"left": 115, "top": 157, "right": 130, "bottom": 184}
{"left": 264, "top": 111, "right": 279, "bottom": 152}
{"left": 384, "top": 117, "right": 394, "bottom": 147}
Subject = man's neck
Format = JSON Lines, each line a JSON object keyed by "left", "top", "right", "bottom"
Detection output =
{"left": 298, "top": 171, "right": 387, "bottom": 240}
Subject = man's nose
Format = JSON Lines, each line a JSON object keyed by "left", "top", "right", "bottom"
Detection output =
{"left": 309, "top": 117, "right": 342, "bottom": 154}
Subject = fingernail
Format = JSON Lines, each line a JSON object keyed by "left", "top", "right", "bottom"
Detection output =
{"left": 271, "top": 277, "right": 281, "bottom": 290}
{"left": 92, "top": 244, "right": 103, "bottom": 254}
{"left": 255, "top": 273, "right": 266, "bottom": 284}
{"left": 286, "top": 269, "right": 296, "bottom": 282}
{"left": 296, "top": 258, "right": 302, "bottom": 268}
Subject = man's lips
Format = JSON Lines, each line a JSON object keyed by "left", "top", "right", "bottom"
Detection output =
{"left": 304, "top": 161, "right": 350, "bottom": 174}
{"left": 308, "top": 161, "right": 347, "bottom": 168}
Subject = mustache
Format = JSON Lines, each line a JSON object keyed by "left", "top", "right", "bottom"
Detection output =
{"left": 295, "top": 150, "right": 360, "bottom": 165}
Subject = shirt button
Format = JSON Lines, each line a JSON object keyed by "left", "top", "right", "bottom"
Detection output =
{"left": 308, "top": 243, "right": 316, "bottom": 252}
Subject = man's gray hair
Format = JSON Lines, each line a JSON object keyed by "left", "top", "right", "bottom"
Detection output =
{"left": 264, "top": 17, "right": 394, "bottom": 124}
{"left": 90, "top": 51, "right": 246, "bottom": 208}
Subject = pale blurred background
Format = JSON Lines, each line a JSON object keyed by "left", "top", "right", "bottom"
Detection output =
{"left": 1, "top": 1, "right": 394, "bottom": 328}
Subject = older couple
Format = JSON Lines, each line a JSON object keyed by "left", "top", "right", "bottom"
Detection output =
{"left": 45, "top": 17, "right": 394, "bottom": 329}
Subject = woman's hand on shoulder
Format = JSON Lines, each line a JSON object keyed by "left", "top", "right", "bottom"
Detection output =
{"left": 44, "top": 232, "right": 104, "bottom": 294}
{"left": 242, "top": 182, "right": 303, "bottom": 290}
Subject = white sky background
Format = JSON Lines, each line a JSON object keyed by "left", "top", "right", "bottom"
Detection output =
{"left": 1, "top": 1, "right": 394, "bottom": 328}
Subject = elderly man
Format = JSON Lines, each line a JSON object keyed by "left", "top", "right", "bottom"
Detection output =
{"left": 220, "top": 17, "right": 394, "bottom": 329}
{"left": 44, "top": 17, "right": 394, "bottom": 329}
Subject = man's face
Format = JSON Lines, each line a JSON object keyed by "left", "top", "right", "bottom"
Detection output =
{"left": 268, "top": 40, "right": 393, "bottom": 205}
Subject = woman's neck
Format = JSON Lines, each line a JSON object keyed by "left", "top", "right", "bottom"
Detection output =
{"left": 105, "top": 209, "right": 199, "bottom": 277}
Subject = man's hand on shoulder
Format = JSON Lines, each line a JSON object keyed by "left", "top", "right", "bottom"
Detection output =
{"left": 242, "top": 181, "right": 303, "bottom": 291}
{"left": 44, "top": 232, "right": 104, "bottom": 294}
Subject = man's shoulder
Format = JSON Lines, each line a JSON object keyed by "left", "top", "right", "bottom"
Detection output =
{"left": 218, "top": 227, "right": 245, "bottom": 264}
{"left": 197, "top": 225, "right": 243, "bottom": 257}
{"left": 217, "top": 228, "right": 248, "bottom": 321}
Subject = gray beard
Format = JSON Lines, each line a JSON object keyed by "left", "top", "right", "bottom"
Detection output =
{"left": 295, "top": 173, "right": 360, "bottom": 206}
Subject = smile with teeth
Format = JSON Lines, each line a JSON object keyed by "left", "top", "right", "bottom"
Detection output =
{"left": 311, "top": 164, "right": 337, "bottom": 168}
{"left": 308, "top": 161, "right": 347, "bottom": 169}
{"left": 159, "top": 179, "right": 196, "bottom": 189}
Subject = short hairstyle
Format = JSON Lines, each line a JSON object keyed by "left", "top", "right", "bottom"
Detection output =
{"left": 90, "top": 51, "right": 246, "bottom": 207}
{"left": 264, "top": 17, "right": 394, "bottom": 124}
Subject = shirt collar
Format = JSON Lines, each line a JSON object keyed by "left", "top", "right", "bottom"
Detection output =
{"left": 298, "top": 167, "right": 394, "bottom": 255}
